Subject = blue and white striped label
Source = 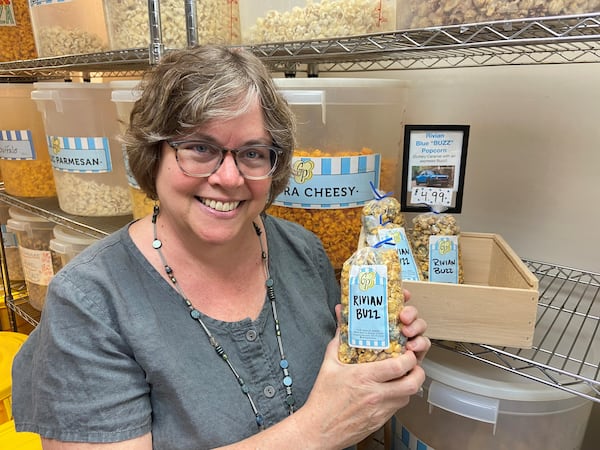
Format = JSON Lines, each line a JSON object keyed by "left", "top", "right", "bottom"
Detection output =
{"left": 428, "top": 235, "right": 459, "bottom": 283}
{"left": 348, "top": 264, "right": 389, "bottom": 349}
{"left": 30, "top": 0, "right": 72, "bottom": 7}
{"left": 47, "top": 136, "right": 112, "bottom": 173}
{"left": 393, "top": 419, "right": 435, "bottom": 450}
{"left": 273, "top": 154, "right": 380, "bottom": 209}
{"left": 0, "top": 130, "right": 36, "bottom": 160}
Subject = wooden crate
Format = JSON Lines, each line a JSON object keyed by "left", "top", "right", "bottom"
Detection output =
{"left": 403, "top": 232, "right": 539, "bottom": 348}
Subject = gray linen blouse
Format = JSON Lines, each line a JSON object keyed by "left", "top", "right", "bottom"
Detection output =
{"left": 12, "top": 214, "right": 340, "bottom": 449}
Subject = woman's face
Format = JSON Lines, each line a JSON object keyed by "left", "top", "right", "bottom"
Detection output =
{"left": 155, "top": 97, "right": 273, "bottom": 245}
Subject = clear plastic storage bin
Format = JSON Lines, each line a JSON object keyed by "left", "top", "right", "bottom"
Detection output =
{"left": 0, "top": 83, "right": 56, "bottom": 198}
{"left": 110, "top": 80, "right": 155, "bottom": 219}
{"left": 5, "top": 208, "right": 59, "bottom": 311}
{"left": 239, "top": 0, "right": 398, "bottom": 44}
{"left": 31, "top": 82, "right": 132, "bottom": 217}
{"left": 104, "top": 0, "right": 241, "bottom": 50}
{"left": 394, "top": 346, "right": 595, "bottom": 450}
{"left": 395, "top": 0, "right": 600, "bottom": 30}
{"left": 49, "top": 225, "right": 99, "bottom": 270}
{"left": 28, "top": 0, "right": 108, "bottom": 57}
{"left": 0, "top": 204, "right": 25, "bottom": 283}
{"left": 267, "top": 77, "right": 407, "bottom": 271}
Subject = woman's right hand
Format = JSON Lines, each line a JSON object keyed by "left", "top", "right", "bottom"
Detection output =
{"left": 292, "top": 315, "right": 427, "bottom": 449}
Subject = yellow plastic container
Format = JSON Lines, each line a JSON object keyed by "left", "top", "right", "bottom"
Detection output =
{"left": 0, "top": 331, "right": 28, "bottom": 425}
{"left": 110, "top": 80, "right": 156, "bottom": 219}
{"left": 0, "top": 0, "right": 37, "bottom": 62}
{"left": 6, "top": 208, "right": 60, "bottom": 311}
{"left": 0, "top": 84, "right": 56, "bottom": 198}
{"left": 0, "top": 420, "right": 41, "bottom": 450}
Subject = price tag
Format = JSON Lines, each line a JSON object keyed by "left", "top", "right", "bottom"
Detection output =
{"left": 411, "top": 187, "right": 453, "bottom": 207}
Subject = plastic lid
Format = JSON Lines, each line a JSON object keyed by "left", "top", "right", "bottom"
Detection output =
{"left": 6, "top": 208, "right": 54, "bottom": 233}
{"left": 0, "top": 332, "right": 28, "bottom": 393}
{"left": 274, "top": 77, "right": 409, "bottom": 105}
{"left": 8, "top": 207, "right": 51, "bottom": 223}
{"left": 0, "top": 83, "right": 34, "bottom": 98}
{"left": 111, "top": 85, "right": 142, "bottom": 103}
{"left": 49, "top": 226, "right": 98, "bottom": 254}
{"left": 32, "top": 81, "right": 111, "bottom": 91}
{"left": 423, "top": 346, "right": 593, "bottom": 403}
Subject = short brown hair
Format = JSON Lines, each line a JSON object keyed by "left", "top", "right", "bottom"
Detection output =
{"left": 122, "top": 45, "right": 296, "bottom": 207}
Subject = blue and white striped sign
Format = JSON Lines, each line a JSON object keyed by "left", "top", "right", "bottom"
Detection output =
{"left": 0, "top": 130, "right": 36, "bottom": 160}
{"left": 47, "top": 136, "right": 112, "bottom": 173}
{"left": 273, "top": 154, "right": 381, "bottom": 209}
{"left": 393, "top": 420, "right": 434, "bottom": 450}
{"left": 348, "top": 264, "right": 389, "bottom": 349}
{"left": 30, "top": 0, "right": 72, "bottom": 7}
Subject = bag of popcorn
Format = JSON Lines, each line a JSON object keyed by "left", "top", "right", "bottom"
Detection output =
{"left": 411, "top": 210, "right": 464, "bottom": 283}
{"left": 338, "top": 246, "right": 406, "bottom": 363}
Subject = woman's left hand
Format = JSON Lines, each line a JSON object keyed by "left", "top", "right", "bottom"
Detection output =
{"left": 399, "top": 289, "right": 430, "bottom": 363}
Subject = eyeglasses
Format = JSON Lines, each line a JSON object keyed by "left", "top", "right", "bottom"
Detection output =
{"left": 167, "top": 140, "right": 283, "bottom": 180}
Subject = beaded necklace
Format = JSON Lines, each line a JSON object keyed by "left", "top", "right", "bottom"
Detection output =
{"left": 151, "top": 205, "right": 295, "bottom": 429}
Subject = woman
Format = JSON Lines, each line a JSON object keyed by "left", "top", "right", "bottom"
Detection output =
{"left": 12, "top": 45, "right": 429, "bottom": 449}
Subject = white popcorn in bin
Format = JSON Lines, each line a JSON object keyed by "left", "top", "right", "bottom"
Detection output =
{"left": 29, "top": 0, "right": 109, "bottom": 57}
{"left": 104, "top": 0, "right": 241, "bottom": 50}
{"left": 239, "top": 0, "right": 398, "bottom": 44}
{"left": 395, "top": 0, "right": 600, "bottom": 30}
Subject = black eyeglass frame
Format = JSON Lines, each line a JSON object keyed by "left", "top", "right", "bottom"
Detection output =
{"left": 166, "top": 140, "right": 283, "bottom": 180}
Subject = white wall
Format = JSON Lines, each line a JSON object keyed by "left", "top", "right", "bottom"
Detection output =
{"left": 346, "top": 63, "right": 600, "bottom": 273}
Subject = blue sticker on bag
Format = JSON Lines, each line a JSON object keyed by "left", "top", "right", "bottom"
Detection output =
{"left": 428, "top": 235, "right": 459, "bottom": 283}
{"left": 348, "top": 264, "right": 389, "bottom": 349}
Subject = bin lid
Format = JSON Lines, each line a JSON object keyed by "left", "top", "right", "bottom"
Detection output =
{"left": 8, "top": 207, "right": 50, "bottom": 223}
{"left": 423, "top": 345, "right": 595, "bottom": 404}
{"left": 0, "top": 83, "right": 34, "bottom": 98}
{"left": 7, "top": 208, "right": 54, "bottom": 232}
{"left": 110, "top": 80, "right": 142, "bottom": 103}
{"left": 274, "top": 77, "right": 408, "bottom": 105}
{"left": 49, "top": 226, "right": 98, "bottom": 254}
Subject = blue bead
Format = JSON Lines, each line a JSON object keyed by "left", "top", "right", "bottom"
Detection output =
{"left": 152, "top": 239, "right": 162, "bottom": 249}
{"left": 279, "top": 359, "right": 289, "bottom": 369}
{"left": 283, "top": 376, "right": 292, "bottom": 387}
{"left": 256, "top": 414, "right": 265, "bottom": 427}
{"left": 285, "top": 395, "right": 295, "bottom": 406}
{"left": 266, "top": 278, "right": 274, "bottom": 287}
{"left": 190, "top": 309, "right": 201, "bottom": 319}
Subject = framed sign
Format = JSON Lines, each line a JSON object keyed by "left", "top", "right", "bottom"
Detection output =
{"left": 400, "top": 125, "right": 469, "bottom": 213}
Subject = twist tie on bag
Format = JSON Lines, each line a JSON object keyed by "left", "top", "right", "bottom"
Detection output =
{"left": 373, "top": 236, "right": 395, "bottom": 248}
{"left": 369, "top": 181, "right": 393, "bottom": 201}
